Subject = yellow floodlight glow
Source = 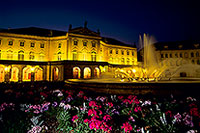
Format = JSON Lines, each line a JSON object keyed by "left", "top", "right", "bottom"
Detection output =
{"left": 31, "top": 67, "right": 35, "bottom": 72}
{"left": 132, "top": 69, "right": 136, "bottom": 73}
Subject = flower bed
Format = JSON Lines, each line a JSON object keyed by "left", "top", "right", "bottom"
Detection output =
{"left": 0, "top": 83, "right": 199, "bottom": 132}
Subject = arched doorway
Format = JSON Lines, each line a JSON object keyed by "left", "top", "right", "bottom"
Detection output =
{"left": 11, "top": 67, "right": 19, "bottom": 82}
{"left": 73, "top": 67, "right": 81, "bottom": 79}
{"left": 53, "top": 67, "right": 59, "bottom": 81}
{"left": 84, "top": 67, "right": 91, "bottom": 79}
{"left": 94, "top": 67, "right": 100, "bottom": 78}
{"left": 23, "top": 66, "right": 32, "bottom": 81}
{"left": 0, "top": 66, "right": 5, "bottom": 82}
{"left": 35, "top": 67, "right": 43, "bottom": 81}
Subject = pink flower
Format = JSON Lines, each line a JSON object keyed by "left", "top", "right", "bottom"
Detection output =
{"left": 121, "top": 122, "right": 133, "bottom": 133}
{"left": 84, "top": 119, "right": 89, "bottom": 123}
{"left": 118, "top": 96, "right": 124, "bottom": 100}
{"left": 72, "top": 115, "right": 79, "bottom": 122}
{"left": 103, "top": 115, "right": 112, "bottom": 121}
{"left": 107, "top": 102, "right": 113, "bottom": 108}
{"left": 134, "top": 106, "right": 141, "bottom": 112}
{"left": 89, "top": 101, "right": 98, "bottom": 107}
{"left": 88, "top": 109, "right": 97, "bottom": 116}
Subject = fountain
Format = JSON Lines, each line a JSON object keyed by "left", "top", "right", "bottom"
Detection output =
{"left": 65, "top": 34, "right": 200, "bottom": 95}
{"left": 114, "top": 34, "right": 200, "bottom": 82}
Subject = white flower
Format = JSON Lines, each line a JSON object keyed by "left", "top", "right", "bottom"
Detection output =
{"left": 59, "top": 103, "right": 65, "bottom": 107}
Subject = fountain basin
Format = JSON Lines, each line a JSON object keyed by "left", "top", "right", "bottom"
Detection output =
{"left": 65, "top": 78, "right": 200, "bottom": 96}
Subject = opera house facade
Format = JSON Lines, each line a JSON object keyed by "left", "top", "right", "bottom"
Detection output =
{"left": 0, "top": 24, "right": 137, "bottom": 82}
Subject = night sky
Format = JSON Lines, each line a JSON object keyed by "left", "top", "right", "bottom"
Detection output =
{"left": 1, "top": 0, "right": 200, "bottom": 45}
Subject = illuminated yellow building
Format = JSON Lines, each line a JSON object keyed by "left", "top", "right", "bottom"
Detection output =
{"left": 0, "top": 24, "right": 137, "bottom": 82}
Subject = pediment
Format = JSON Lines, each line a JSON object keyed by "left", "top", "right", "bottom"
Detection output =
{"left": 69, "top": 27, "right": 100, "bottom": 37}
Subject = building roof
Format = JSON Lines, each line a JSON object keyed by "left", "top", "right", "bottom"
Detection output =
{"left": 0, "top": 26, "right": 136, "bottom": 48}
{"left": 154, "top": 40, "right": 200, "bottom": 50}
{"left": 68, "top": 27, "right": 100, "bottom": 37}
{"left": 102, "top": 37, "right": 136, "bottom": 48}
{"left": 0, "top": 27, "right": 67, "bottom": 37}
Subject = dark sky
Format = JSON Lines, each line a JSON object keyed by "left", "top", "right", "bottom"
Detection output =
{"left": 1, "top": 0, "right": 200, "bottom": 45}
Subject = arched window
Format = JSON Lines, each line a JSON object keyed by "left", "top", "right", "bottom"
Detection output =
{"left": 35, "top": 67, "right": 43, "bottom": 81}
{"left": 7, "top": 50, "right": 13, "bottom": 60}
{"left": 18, "top": 51, "right": 24, "bottom": 60}
{"left": 0, "top": 66, "right": 5, "bottom": 82}
{"left": 72, "top": 50, "right": 78, "bottom": 60}
{"left": 84, "top": 67, "right": 91, "bottom": 79}
{"left": 23, "top": 66, "right": 32, "bottom": 81}
{"left": 196, "top": 52, "right": 199, "bottom": 57}
{"left": 53, "top": 67, "right": 59, "bottom": 81}
{"left": 197, "top": 60, "right": 200, "bottom": 65}
{"left": 73, "top": 67, "right": 81, "bottom": 79}
{"left": 29, "top": 52, "right": 34, "bottom": 60}
{"left": 39, "top": 53, "right": 44, "bottom": 61}
{"left": 91, "top": 51, "right": 96, "bottom": 61}
{"left": 132, "top": 59, "right": 135, "bottom": 65}
{"left": 11, "top": 67, "right": 19, "bottom": 82}
{"left": 191, "top": 52, "right": 194, "bottom": 57}
{"left": 127, "top": 58, "right": 130, "bottom": 64}
{"left": 94, "top": 67, "right": 100, "bottom": 78}
{"left": 121, "top": 58, "right": 125, "bottom": 64}
{"left": 184, "top": 52, "right": 188, "bottom": 58}
{"left": 58, "top": 52, "right": 61, "bottom": 61}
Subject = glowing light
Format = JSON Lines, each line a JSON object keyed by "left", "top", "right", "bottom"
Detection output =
{"left": 31, "top": 67, "right": 35, "bottom": 72}
{"left": 132, "top": 69, "right": 136, "bottom": 73}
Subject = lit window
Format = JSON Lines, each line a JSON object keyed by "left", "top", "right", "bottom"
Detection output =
{"left": 180, "top": 53, "right": 182, "bottom": 58}
{"left": 18, "top": 51, "right": 24, "bottom": 61}
{"left": 40, "top": 43, "right": 44, "bottom": 48}
{"left": 58, "top": 52, "right": 61, "bottom": 61}
{"left": 29, "top": 52, "right": 34, "bottom": 60}
{"left": 91, "top": 51, "right": 96, "bottom": 61}
{"left": 92, "top": 42, "right": 96, "bottom": 47}
{"left": 8, "top": 41, "right": 13, "bottom": 46}
{"left": 127, "top": 51, "right": 129, "bottom": 55}
{"left": 184, "top": 52, "right": 188, "bottom": 58}
{"left": 121, "top": 50, "right": 124, "bottom": 55}
{"left": 191, "top": 52, "right": 194, "bottom": 57}
{"left": 116, "top": 49, "right": 118, "bottom": 54}
{"left": 58, "top": 43, "right": 61, "bottom": 48}
{"left": 197, "top": 60, "right": 200, "bottom": 65}
{"left": 20, "top": 41, "right": 24, "bottom": 46}
{"left": 7, "top": 50, "right": 13, "bottom": 60}
{"left": 74, "top": 41, "right": 78, "bottom": 46}
{"left": 83, "top": 42, "right": 87, "bottom": 46}
{"left": 192, "top": 60, "right": 195, "bottom": 64}
{"left": 175, "top": 53, "right": 178, "bottom": 58}
{"left": 110, "top": 50, "right": 112, "bottom": 54}
{"left": 196, "top": 52, "right": 199, "bottom": 57}
{"left": 121, "top": 58, "right": 125, "bottom": 63}
{"left": 39, "top": 53, "right": 44, "bottom": 61}
{"left": 127, "top": 58, "right": 130, "bottom": 64}
{"left": 73, "top": 50, "right": 77, "bottom": 60}
{"left": 31, "top": 42, "right": 35, "bottom": 47}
